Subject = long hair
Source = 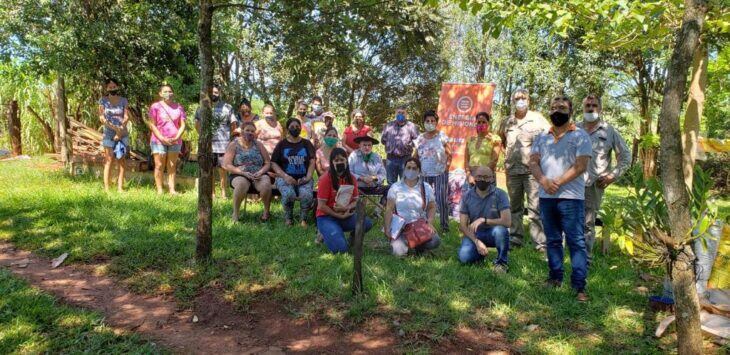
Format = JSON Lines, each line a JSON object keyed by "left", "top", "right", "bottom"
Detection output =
{"left": 328, "top": 147, "right": 352, "bottom": 190}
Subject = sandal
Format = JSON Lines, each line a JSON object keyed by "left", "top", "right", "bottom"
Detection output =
{"left": 260, "top": 212, "right": 270, "bottom": 222}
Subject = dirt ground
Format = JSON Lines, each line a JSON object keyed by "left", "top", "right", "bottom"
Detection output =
{"left": 0, "top": 242, "right": 512, "bottom": 354}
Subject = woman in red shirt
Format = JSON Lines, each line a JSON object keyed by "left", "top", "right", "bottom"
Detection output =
{"left": 316, "top": 147, "right": 374, "bottom": 253}
{"left": 342, "top": 109, "right": 372, "bottom": 154}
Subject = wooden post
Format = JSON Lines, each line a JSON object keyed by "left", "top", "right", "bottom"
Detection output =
{"left": 196, "top": 0, "right": 214, "bottom": 262}
{"left": 7, "top": 100, "right": 21, "bottom": 155}
{"left": 56, "top": 76, "right": 71, "bottom": 165}
{"left": 352, "top": 198, "right": 366, "bottom": 295}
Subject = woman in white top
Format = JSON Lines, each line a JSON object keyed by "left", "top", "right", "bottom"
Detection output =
{"left": 383, "top": 157, "right": 441, "bottom": 257}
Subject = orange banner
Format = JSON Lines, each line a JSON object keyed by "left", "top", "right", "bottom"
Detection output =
{"left": 436, "top": 83, "right": 496, "bottom": 171}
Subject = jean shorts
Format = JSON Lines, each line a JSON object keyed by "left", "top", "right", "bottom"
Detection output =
{"left": 151, "top": 142, "right": 182, "bottom": 155}
{"left": 102, "top": 136, "right": 130, "bottom": 148}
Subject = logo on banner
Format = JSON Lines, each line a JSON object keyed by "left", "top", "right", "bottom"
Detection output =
{"left": 456, "top": 96, "right": 473, "bottom": 113}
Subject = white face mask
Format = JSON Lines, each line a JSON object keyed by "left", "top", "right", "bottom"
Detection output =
{"left": 424, "top": 123, "right": 436, "bottom": 132}
{"left": 403, "top": 169, "right": 419, "bottom": 181}
{"left": 583, "top": 112, "right": 600, "bottom": 122}
{"left": 162, "top": 92, "right": 174, "bottom": 100}
{"left": 515, "top": 99, "right": 528, "bottom": 110}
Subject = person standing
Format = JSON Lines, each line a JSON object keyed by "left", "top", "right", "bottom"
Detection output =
{"left": 237, "top": 97, "right": 259, "bottom": 125}
{"left": 255, "top": 104, "right": 284, "bottom": 156}
{"left": 195, "top": 84, "right": 237, "bottom": 199}
{"left": 271, "top": 118, "right": 316, "bottom": 227}
{"left": 498, "top": 89, "right": 550, "bottom": 250}
{"left": 98, "top": 78, "right": 130, "bottom": 192}
{"left": 530, "top": 95, "right": 592, "bottom": 302}
{"left": 342, "top": 109, "right": 372, "bottom": 154}
{"left": 577, "top": 94, "right": 630, "bottom": 263}
{"left": 148, "top": 84, "right": 186, "bottom": 195}
{"left": 414, "top": 110, "right": 452, "bottom": 232}
{"left": 380, "top": 106, "right": 419, "bottom": 184}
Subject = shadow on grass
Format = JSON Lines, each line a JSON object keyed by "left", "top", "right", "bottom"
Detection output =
{"left": 0, "top": 159, "right": 672, "bottom": 353}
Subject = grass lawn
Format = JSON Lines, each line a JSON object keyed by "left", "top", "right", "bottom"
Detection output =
{"left": 2, "top": 158, "right": 724, "bottom": 353}
{"left": 0, "top": 269, "right": 163, "bottom": 354}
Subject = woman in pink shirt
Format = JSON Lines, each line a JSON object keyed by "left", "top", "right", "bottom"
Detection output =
{"left": 147, "top": 84, "right": 187, "bottom": 195}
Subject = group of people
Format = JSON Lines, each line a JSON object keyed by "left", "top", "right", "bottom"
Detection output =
{"left": 98, "top": 79, "right": 630, "bottom": 301}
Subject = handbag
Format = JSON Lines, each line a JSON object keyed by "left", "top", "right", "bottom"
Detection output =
{"left": 398, "top": 181, "right": 434, "bottom": 249}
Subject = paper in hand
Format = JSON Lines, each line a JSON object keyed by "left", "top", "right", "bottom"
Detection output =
{"left": 334, "top": 185, "right": 354, "bottom": 208}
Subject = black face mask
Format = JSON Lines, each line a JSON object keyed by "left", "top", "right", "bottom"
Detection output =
{"left": 211, "top": 94, "right": 220, "bottom": 102}
{"left": 334, "top": 163, "right": 346, "bottom": 175}
{"left": 289, "top": 127, "right": 301, "bottom": 137}
{"left": 298, "top": 110, "right": 307, "bottom": 116}
{"left": 475, "top": 180, "right": 490, "bottom": 191}
{"left": 108, "top": 89, "right": 119, "bottom": 96}
{"left": 550, "top": 111, "right": 571, "bottom": 127}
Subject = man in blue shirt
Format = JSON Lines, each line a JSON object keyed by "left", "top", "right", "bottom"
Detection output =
{"left": 457, "top": 166, "right": 512, "bottom": 274}
{"left": 530, "top": 95, "right": 593, "bottom": 302}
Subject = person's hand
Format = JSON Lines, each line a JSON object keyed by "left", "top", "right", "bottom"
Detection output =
{"left": 475, "top": 240, "right": 489, "bottom": 256}
{"left": 597, "top": 173, "right": 615, "bottom": 188}
{"left": 162, "top": 137, "right": 174, "bottom": 146}
{"left": 333, "top": 205, "right": 349, "bottom": 213}
{"left": 284, "top": 175, "right": 297, "bottom": 185}
{"left": 252, "top": 171, "right": 263, "bottom": 179}
{"left": 469, "top": 218, "right": 484, "bottom": 233}
{"left": 339, "top": 210, "right": 354, "bottom": 219}
{"left": 243, "top": 172, "right": 255, "bottom": 180}
{"left": 540, "top": 177, "right": 560, "bottom": 195}
{"left": 298, "top": 176, "right": 311, "bottom": 185}
{"left": 467, "top": 174, "right": 475, "bottom": 185}
{"left": 360, "top": 176, "right": 373, "bottom": 185}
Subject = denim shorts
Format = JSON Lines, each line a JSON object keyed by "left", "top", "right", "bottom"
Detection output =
{"left": 102, "top": 136, "right": 130, "bottom": 148}
{"left": 151, "top": 142, "right": 182, "bottom": 154}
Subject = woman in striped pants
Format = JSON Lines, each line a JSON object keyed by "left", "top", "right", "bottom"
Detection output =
{"left": 414, "top": 110, "right": 452, "bottom": 232}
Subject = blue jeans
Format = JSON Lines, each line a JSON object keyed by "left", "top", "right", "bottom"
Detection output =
{"left": 540, "top": 198, "right": 587, "bottom": 291}
{"left": 386, "top": 156, "right": 407, "bottom": 185}
{"left": 317, "top": 215, "right": 373, "bottom": 253}
{"left": 458, "top": 226, "right": 510, "bottom": 265}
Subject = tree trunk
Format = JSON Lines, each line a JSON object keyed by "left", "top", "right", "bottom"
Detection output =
{"left": 27, "top": 105, "right": 56, "bottom": 152}
{"left": 682, "top": 41, "right": 707, "bottom": 189}
{"left": 196, "top": 0, "right": 214, "bottom": 262}
{"left": 352, "top": 199, "right": 366, "bottom": 295}
{"left": 7, "top": 100, "right": 21, "bottom": 156}
{"left": 56, "top": 76, "right": 71, "bottom": 165}
{"left": 657, "top": 0, "right": 707, "bottom": 353}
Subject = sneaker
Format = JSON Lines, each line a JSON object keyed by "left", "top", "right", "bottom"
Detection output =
{"left": 493, "top": 263, "right": 508, "bottom": 274}
{"left": 545, "top": 279, "right": 561, "bottom": 288}
{"left": 576, "top": 289, "right": 589, "bottom": 302}
{"left": 315, "top": 232, "right": 324, "bottom": 244}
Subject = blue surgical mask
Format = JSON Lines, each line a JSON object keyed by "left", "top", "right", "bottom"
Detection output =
{"left": 396, "top": 113, "right": 406, "bottom": 122}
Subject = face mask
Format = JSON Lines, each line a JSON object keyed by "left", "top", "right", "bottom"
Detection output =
{"left": 515, "top": 99, "right": 528, "bottom": 110}
{"left": 583, "top": 112, "right": 600, "bottom": 122}
{"left": 424, "top": 123, "right": 436, "bottom": 132}
{"left": 312, "top": 105, "right": 323, "bottom": 115}
{"left": 243, "top": 132, "right": 255, "bottom": 141}
{"left": 476, "top": 124, "right": 489, "bottom": 134}
{"left": 289, "top": 127, "right": 301, "bottom": 137}
{"left": 475, "top": 180, "right": 494, "bottom": 192}
{"left": 550, "top": 111, "right": 571, "bottom": 127}
{"left": 404, "top": 169, "right": 419, "bottom": 180}
{"left": 334, "top": 163, "right": 346, "bottom": 175}
{"left": 211, "top": 94, "right": 220, "bottom": 102}
{"left": 108, "top": 89, "right": 119, "bottom": 96}
{"left": 264, "top": 114, "right": 275, "bottom": 121}
{"left": 396, "top": 113, "right": 406, "bottom": 122}
{"left": 324, "top": 137, "right": 338, "bottom": 147}
{"left": 298, "top": 110, "right": 307, "bottom": 116}
{"left": 162, "top": 92, "right": 174, "bottom": 100}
